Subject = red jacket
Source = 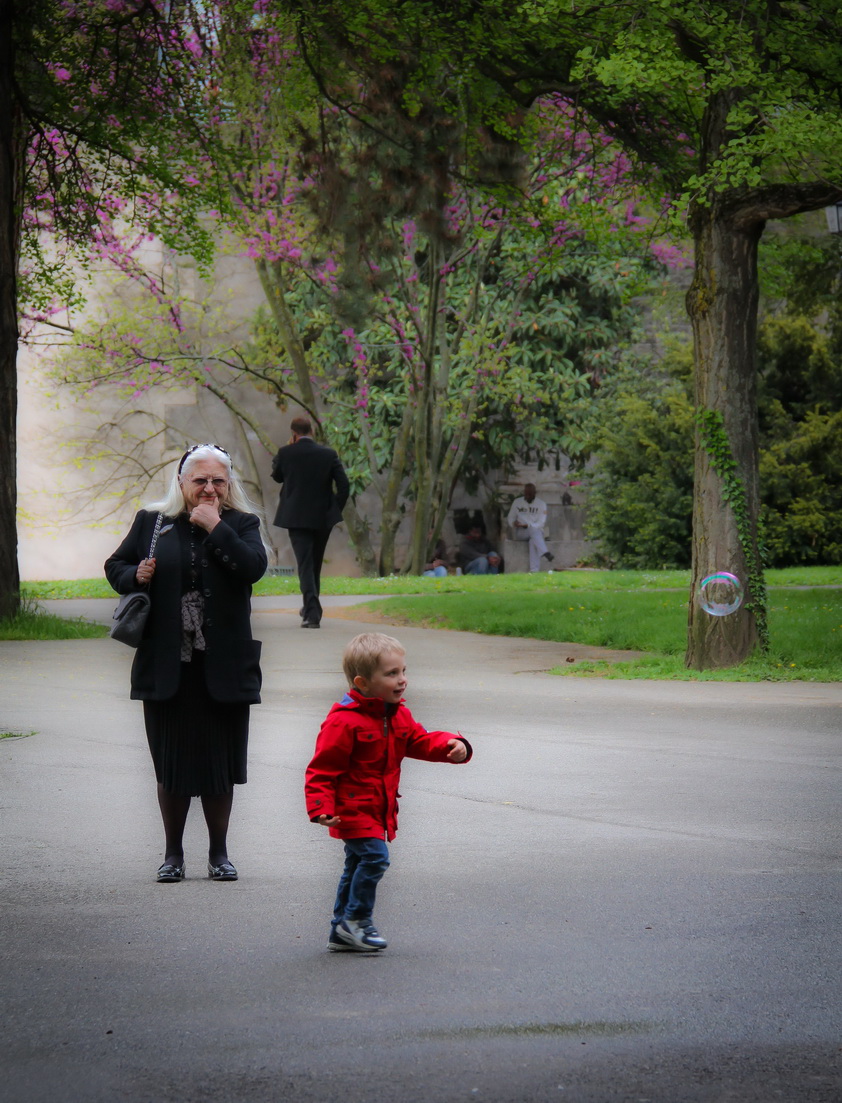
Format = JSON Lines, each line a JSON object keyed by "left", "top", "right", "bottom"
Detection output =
{"left": 305, "top": 689, "right": 473, "bottom": 841}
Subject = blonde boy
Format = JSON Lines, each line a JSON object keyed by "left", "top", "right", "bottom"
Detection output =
{"left": 305, "top": 633, "right": 472, "bottom": 951}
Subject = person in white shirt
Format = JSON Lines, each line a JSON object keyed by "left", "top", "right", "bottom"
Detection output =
{"left": 506, "top": 483, "right": 555, "bottom": 572}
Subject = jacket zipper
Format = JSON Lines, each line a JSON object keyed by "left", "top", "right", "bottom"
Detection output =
{"left": 383, "top": 712, "right": 391, "bottom": 829}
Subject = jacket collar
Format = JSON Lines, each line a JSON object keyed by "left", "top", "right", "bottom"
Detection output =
{"left": 338, "top": 688, "right": 400, "bottom": 717}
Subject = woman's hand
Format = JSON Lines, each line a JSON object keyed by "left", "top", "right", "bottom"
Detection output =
{"left": 135, "top": 557, "right": 156, "bottom": 585}
{"left": 189, "top": 501, "right": 221, "bottom": 532}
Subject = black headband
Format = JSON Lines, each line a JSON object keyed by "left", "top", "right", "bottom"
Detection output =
{"left": 177, "top": 443, "right": 231, "bottom": 475}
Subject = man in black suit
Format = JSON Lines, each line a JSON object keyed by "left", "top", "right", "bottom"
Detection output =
{"left": 271, "top": 416, "right": 350, "bottom": 629}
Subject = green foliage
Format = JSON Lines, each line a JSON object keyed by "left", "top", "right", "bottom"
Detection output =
{"left": 23, "top": 580, "right": 117, "bottom": 600}
{"left": 757, "top": 314, "right": 842, "bottom": 566}
{"left": 757, "top": 313, "right": 842, "bottom": 422}
{"left": 252, "top": 225, "right": 655, "bottom": 499}
{"left": 584, "top": 350, "right": 694, "bottom": 569}
{"left": 587, "top": 306, "right": 842, "bottom": 577}
{"left": 463, "top": 238, "right": 654, "bottom": 480}
{"left": 575, "top": 1, "right": 842, "bottom": 208}
{"left": 761, "top": 412, "right": 842, "bottom": 565}
{"left": 758, "top": 221, "right": 842, "bottom": 317}
{"left": 17, "top": 0, "right": 219, "bottom": 325}
{"left": 20, "top": 564, "right": 842, "bottom": 601}
{"left": 0, "top": 604, "right": 108, "bottom": 641}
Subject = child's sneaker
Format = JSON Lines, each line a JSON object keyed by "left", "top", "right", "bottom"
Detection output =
{"left": 336, "top": 918, "right": 388, "bottom": 951}
{"left": 327, "top": 928, "right": 356, "bottom": 952}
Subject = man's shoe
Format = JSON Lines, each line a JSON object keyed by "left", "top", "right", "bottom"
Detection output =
{"left": 156, "top": 862, "right": 185, "bottom": 883}
{"left": 542, "top": 551, "right": 555, "bottom": 562}
{"left": 301, "top": 620, "right": 320, "bottom": 629}
{"left": 336, "top": 919, "right": 387, "bottom": 951}
{"left": 327, "top": 928, "right": 356, "bottom": 952}
{"left": 207, "top": 860, "right": 238, "bottom": 881}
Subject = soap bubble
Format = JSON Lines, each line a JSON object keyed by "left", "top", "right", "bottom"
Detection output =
{"left": 698, "top": 572, "right": 743, "bottom": 616}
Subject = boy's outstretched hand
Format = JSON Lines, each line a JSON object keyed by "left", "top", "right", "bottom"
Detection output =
{"left": 316, "top": 813, "right": 342, "bottom": 827}
{"left": 446, "top": 738, "right": 468, "bottom": 763}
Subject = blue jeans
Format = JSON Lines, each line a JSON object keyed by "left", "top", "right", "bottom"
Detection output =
{"left": 332, "top": 837, "right": 390, "bottom": 927}
{"left": 465, "top": 556, "right": 499, "bottom": 575}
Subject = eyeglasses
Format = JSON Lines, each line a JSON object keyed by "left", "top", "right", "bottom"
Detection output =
{"left": 177, "top": 443, "right": 231, "bottom": 475}
{"left": 189, "top": 476, "right": 228, "bottom": 489}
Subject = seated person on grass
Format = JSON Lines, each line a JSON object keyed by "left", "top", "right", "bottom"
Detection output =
{"left": 422, "top": 536, "right": 449, "bottom": 578}
{"left": 458, "top": 524, "right": 501, "bottom": 575}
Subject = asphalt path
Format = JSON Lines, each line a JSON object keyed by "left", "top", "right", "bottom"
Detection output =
{"left": 1, "top": 597, "right": 841, "bottom": 1102}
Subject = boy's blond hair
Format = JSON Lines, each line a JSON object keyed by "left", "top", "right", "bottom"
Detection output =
{"left": 343, "top": 632, "right": 405, "bottom": 685}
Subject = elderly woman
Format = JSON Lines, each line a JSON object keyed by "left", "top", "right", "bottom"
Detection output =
{"left": 105, "top": 444, "right": 268, "bottom": 883}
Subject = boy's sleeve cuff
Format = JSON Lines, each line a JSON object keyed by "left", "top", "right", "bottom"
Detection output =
{"left": 307, "top": 797, "right": 332, "bottom": 818}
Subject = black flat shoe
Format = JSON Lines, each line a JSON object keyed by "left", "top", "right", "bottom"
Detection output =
{"left": 207, "top": 860, "right": 238, "bottom": 881}
{"left": 156, "top": 862, "right": 185, "bottom": 883}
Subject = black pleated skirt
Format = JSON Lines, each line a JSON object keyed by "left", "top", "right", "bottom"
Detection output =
{"left": 142, "top": 651, "right": 249, "bottom": 796}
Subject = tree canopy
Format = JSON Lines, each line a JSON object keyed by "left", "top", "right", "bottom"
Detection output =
{"left": 3, "top": 0, "right": 220, "bottom": 616}
{"left": 10, "top": 1, "right": 842, "bottom": 672}
{"left": 54, "top": 75, "right": 665, "bottom": 575}
{"left": 285, "top": 0, "right": 842, "bottom": 667}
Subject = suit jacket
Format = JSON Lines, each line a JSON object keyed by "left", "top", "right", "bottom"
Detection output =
{"left": 105, "top": 509, "right": 267, "bottom": 703}
{"left": 271, "top": 437, "right": 349, "bottom": 530}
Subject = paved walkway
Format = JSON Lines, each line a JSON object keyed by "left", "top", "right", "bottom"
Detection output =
{"left": 1, "top": 600, "right": 841, "bottom": 1102}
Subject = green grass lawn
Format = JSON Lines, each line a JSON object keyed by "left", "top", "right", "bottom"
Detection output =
{"left": 363, "top": 586, "right": 842, "bottom": 681}
{"left": 0, "top": 603, "right": 108, "bottom": 641}
{"left": 12, "top": 567, "right": 842, "bottom": 680}
{"left": 21, "top": 564, "right": 842, "bottom": 601}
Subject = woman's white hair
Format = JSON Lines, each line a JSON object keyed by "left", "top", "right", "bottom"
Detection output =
{"left": 145, "top": 445, "right": 267, "bottom": 532}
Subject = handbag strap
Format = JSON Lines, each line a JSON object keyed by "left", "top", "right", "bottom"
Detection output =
{"left": 147, "top": 512, "right": 165, "bottom": 558}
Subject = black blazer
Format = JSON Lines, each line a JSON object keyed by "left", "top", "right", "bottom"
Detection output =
{"left": 105, "top": 509, "right": 267, "bottom": 703}
{"left": 271, "top": 437, "right": 349, "bottom": 530}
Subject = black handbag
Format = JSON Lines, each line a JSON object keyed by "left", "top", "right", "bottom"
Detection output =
{"left": 110, "top": 512, "right": 164, "bottom": 647}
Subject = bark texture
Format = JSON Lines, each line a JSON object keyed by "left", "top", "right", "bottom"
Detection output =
{"left": 0, "top": 0, "right": 21, "bottom": 619}
{"left": 685, "top": 205, "right": 763, "bottom": 668}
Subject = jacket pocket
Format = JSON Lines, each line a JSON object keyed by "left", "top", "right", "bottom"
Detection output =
{"left": 352, "top": 727, "right": 387, "bottom": 764}
{"left": 130, "top": 640, "right": 157, "bottom": 696}
{"left": 207, "top": 639, "right": 262, "bottom": 701}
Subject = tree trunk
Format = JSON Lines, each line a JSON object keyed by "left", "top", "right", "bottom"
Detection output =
{"left": 255, "top": 257, "right": 378, "bottom": 573}
{"left": 683, "top": 89, "right": 842, "bottom": 669}
{"left": 685, "top": 203, "right": 764, "bottom": 668}
{"left": 376, "top": 397, "right": 415, "bottom": 575}
{"left": 0, "top": 0, "right": 20, "bottom": 620}
{"left": 342, "top": 501, "right": 378, "bottom": 576}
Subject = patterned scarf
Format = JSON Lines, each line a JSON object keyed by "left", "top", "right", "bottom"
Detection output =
{"left": 180, "top": 590, "right": 206, "bottom": 661}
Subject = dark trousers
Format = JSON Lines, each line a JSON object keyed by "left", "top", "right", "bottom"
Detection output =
{"left": 288, "top": 527, "right": 331, "bottom": 624}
